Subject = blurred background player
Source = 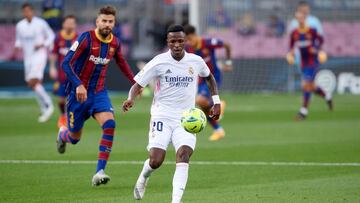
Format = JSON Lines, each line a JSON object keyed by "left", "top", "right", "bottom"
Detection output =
{"left": 288, "top": 1, "right": 323, "bottom": 35}
{"left": 13, "top": 3, "right": 55, "bottom": 123}
{"left": 288, "top": 1, "right": 324, "bottom": 67}
{"left": 57, "top": 5, "right": 135, "bottom": 186}
{"left": 287, "top": 11, "right": 333, "bottom": 120}
{"left": 122, "top": 24, "right": 221, "bottom": 203}
{"left": 184, "top": 24, "right": 232, "bottom": 141}
{"left": 50, "top": 15, "right": 78, "bottom": 127}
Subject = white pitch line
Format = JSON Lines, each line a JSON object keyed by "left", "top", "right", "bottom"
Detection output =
{"left": 0, "top": 160, "right": 360, "bottom": 167}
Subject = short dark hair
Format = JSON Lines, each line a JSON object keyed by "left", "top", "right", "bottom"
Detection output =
{"left": 98, "top": 5, "right": 116, "bottom": 16}
{"left": 63, "top": 15, "right": 77, "bottom": 23}
{"left": 167, "top": 24, "right": 184, "bottom": 34}
{"left": 184, "top": 24, "right": 196, "bottom": 35}
{"left": 298, "top": 1, "right": 309, "bottom": 7}
{"left": 22, "top": 2, "right": 33, "bottom": 10}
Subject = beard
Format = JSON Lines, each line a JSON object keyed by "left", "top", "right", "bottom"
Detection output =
{"left": 98, "top": 27, "right": 112, "bottom": 38}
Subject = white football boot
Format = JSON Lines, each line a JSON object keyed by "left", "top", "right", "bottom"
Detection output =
{"left": 92, "top": 169, "right": 111, "bottom": 186}
{"left": 38, "top": 105, "right": 54, "bottom": 123}
{"left": 133, "top": 174, "right": 149, "bottom": 200}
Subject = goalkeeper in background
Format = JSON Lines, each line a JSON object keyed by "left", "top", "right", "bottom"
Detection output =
{"left": 184, "top": 24, "right": 232, "bottom": 141}
{"left": 287, "top": 11, "right": 333, "bottom": 120}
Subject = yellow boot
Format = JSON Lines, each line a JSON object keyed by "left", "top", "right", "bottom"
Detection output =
{"left": 209, "top": 128, "right": 225, "bottom": 141}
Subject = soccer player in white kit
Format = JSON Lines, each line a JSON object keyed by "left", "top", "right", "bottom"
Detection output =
{"left": 14, "top": 3, "right": 55, "bottom": 122}
{"left": 122, "top": 25, "right": 221, "bottom": 203}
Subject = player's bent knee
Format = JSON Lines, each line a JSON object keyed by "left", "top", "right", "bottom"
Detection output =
{"left": 102, "top": 119, "right": 116, "bottom": 130}
{"left": 69, "top": 131, "right": 82, "bottom": 144}
{"left": 176, "top": 146, "right": 193, "bottom": 163}
{"left": 149, "top": 158, "right": 163, "bottom": 169}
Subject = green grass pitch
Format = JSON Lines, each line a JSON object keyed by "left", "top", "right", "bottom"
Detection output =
{"left": 0, "top": 94, "right": 359, "bottom": 202}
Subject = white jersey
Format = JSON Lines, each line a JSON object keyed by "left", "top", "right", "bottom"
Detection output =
{"left": 15, "top": 16, "right": 55, "bottom": 59}
{"left": 134, "top": 50, "right": 211, "bottom": 120}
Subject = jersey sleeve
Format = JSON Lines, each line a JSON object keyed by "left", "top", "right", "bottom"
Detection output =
{"left": 61, "top": 32, "right": 88, "bottom": 87}
{"left": 205, "top": 38, "right": 224, "bottom": 49}
{"left": 41, "top": 19, "right": 55, "bottom": 49}
{"left": 312, "top": 29, "right": 324, "bottom": 49}
{"left": 52, "top": 34, "right": 59, "bottom": 54}
{"left": 134, "top": 57, "right": 158, "bottom": 88}
{"left": 114, "top": 42, "right": 135, "bottom": 84}
{"left": 15, "top": 24, "right": 21, "bottom": 48}
{"left": 198, "top": 57, "right": 211, "bottom": 77}
{"left": 289, "top": 31, "right": 296, "bottom": 50}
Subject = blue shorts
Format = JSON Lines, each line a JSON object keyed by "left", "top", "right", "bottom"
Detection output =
{"left": 53, "top": 81, "right": 67, "bottom": 97}
{"left": 66, "top": 90, "right": 114, "bottom": 132}
{"left": 197, "top": 72, "right": 221, "bottom": 99}
{"left": 302, "top": 67, "right": 318, "bottom": 82}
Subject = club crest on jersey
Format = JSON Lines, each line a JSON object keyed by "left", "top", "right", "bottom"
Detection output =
{"left": 109, "top": 47, "right": 115, "bottom": 55}
{"left": 188, "top": 67, "right": 194, "bottom": 75}
{"left": 89, "top": 55, "right": 110, "bottom": 65}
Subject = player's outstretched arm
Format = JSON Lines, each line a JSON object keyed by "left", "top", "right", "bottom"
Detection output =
{"left": 114, "top": 45, "right": 135, "bottom": 84}
{"left": 204, "top": 74, "right": 221, "bottom": 120}
{"left": 122, "top": 83, "right": 143, "bottom": 112}
{"left": 223, "top": 42, "right": 233, "bottom": 72}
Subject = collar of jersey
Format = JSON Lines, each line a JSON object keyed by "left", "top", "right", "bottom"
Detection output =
{"left": 94, "top": 29, "right": 113, "bottom": 43}
{"left": 298, "top": 26, "right": 310, "bottom": 33}
{"left": 60, "top": 30, "right": 76, "bottom": 40}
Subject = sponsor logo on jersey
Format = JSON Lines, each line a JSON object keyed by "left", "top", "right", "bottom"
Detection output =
{"left": 165, "top": 76, "right": 194, "bottom": 87}
{"left": 296, "top": 40, "right": 311, "bottom": 48}
{"left": 165, "top": 69, "right": 172, "bottom": 74}
{"left": 89, "top": 55, "right": 110, "bottom": 65}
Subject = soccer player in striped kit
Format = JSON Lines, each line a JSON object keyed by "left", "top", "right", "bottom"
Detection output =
{"left": 50, "top": 15, "right": 78, "bottom": 127}
{"left": 184, "top": 24, "right": 232, "bottom": 141}
{"left": 56, "top": 6, "right": 135, "bottom": 186}
{"left": 288, "top": 11, "right": 333, "bottom": 120}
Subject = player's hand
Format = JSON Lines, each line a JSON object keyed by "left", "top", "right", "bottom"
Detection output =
{"left": 222, "top": 64, "right": 233, "bottom": 72}
{"left": 49, "top": 67, "right": 58, "bottom": 80}
{"left": 209, "top": 103, "right": 221, "bottom": 120}
{"left": 222, "top": 60, "right": 233, "bottom": 72}
{"left": 76, "top": 85, "right": 87, "bottom": 103}
{"left": 318, "top": 50, "right": 327, "bottom": 64}
{"left": 286, "top": 52, "right": 295, "bottom": 65}
{"left": 122, "top": 99, "right": 134, "bottom": 112}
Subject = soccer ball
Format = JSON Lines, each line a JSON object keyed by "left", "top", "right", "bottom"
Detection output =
{"left": 181, "top": 108, "right": 207, "bottom": 134}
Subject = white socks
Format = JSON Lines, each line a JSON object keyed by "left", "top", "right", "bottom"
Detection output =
{"left": 140, "top": 159, "right": 154, "bottom": 179}
{"left": 34, "top": 83, "right": 53, "bottom": 111}
{"left": 300, "top": 107, "right": 308, "bottom": 115}
{"left": 172, "top": 162, "right": 189, "bottom": 203}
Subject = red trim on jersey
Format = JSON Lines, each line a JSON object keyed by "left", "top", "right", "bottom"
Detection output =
{"left": 68, "top": 37, "right": 88, "bottom": 86}
{"left": 80, "top": 31, "right": 99, "bottom": 89}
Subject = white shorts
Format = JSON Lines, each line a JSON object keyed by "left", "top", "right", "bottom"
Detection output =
{"left": 24, "top": 51, "right": 47, "bottom": 82}
{"left": 147, "top": 117, "right": 196, "bottom": 152}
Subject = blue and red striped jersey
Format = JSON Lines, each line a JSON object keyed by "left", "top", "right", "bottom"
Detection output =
{"left": 290, "top": 27, "right": 323, "bottom": 68}
{"left": 186, "top": 38, "right": 223, "bottom": 78}
{"left": 62, "top": 30, "right": 135, "bottom": 93}
{"left": 52, "top": 30, "right": 78, "bottom": 82}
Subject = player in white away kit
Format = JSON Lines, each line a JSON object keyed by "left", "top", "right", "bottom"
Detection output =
{"left": 122, "top": 25, "right": 221, "bottom": 203}
{"left": 14, "top": 3, "right": 55, "bottom": 122}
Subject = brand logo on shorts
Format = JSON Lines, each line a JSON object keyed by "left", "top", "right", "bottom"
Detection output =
{"left": 89, "top": 55, "right": 110, "bottom": 65}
